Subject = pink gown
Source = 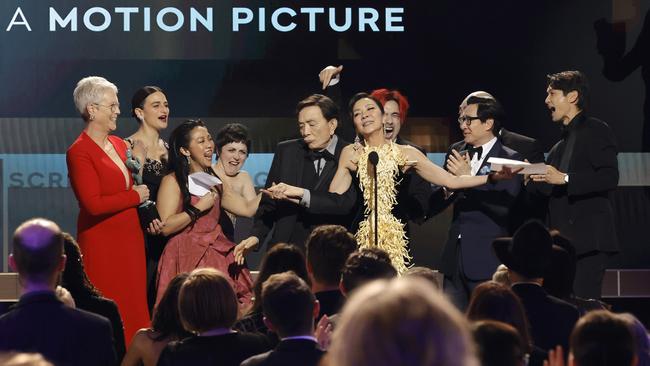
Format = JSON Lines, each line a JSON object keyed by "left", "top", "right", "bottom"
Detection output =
{"left": 155, "top": 194, "right": 253, "bottom": 306}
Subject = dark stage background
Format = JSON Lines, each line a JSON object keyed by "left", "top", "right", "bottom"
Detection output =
{"left": 1, "top": 0, "right": 649, "bottom": 290}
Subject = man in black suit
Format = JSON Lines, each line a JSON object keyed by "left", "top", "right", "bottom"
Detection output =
{"left": 236, "top": 94, "right": 351, "bottom": 254}
{"left": 529, "top": 70, "right": 619, "bottom": 299}
{"left": 493, "top": 220, "right": 580, "bottom": 352}
{"left": 436, "top": 96, "right": 522, "bottom": 309}
{"left": 0, "top": 218, "right": 116, "bottom": 366}
{"left": 241, "top": 272, "right": 324, "bottom": 366}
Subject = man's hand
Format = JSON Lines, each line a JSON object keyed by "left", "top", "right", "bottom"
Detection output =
{"left": 318, "top": 65, "right": 343, "bottom": 90}
{"left": 315, "top": 315, "right": 333, "bottom": 350}
{"left": 447, "top": 149, "right": 471, "bottom": 176}
{"left": 262, "top": 182, "right": 303, "bottom": 204}
{"left": 530, "top": 165, "right": 567, "bottom": 185}
{"left": 491, "top": 166, "right": 524, "bottom": 181}
{"left": 234, "top": 236, "right": 259, "bottom": 265}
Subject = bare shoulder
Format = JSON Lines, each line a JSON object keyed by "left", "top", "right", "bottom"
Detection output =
{"left": 398, "top": 144, "right": 421, "bottom": 159}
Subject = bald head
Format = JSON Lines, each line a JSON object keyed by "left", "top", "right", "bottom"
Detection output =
{"left": 459, "top": 91, "right": 496, "bottom": 113}
{"left": 11, "top": 218, "right": 64, "bottom": 281}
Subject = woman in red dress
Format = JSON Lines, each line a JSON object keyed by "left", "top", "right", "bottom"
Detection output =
{"left": 67, "top": 76, "right": 151, "bottom": 344}
{"left": 155, "top": 120, "right": 259, "bottom": 309}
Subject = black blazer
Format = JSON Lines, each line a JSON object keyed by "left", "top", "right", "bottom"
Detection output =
{"left": 251, "top": 137, "right": 350, "bottom": 250}
{"left": 74, "top": 295, "right": 126, "bottom": 362}
{"left": 394, "top": 137, "right": 432, "bottom": 225}
{"left": 241, "top": 339, "right": 324, "bottom": 366}
{"left": 158, "top": 332, "right": 271, "bottom": 366}
{"left": 499, "top": 128, "right": 545, "bottom": 163}
{"left": 512, "top": 283, "right": 579, "bottom": 352}
{"left": 437, "top": 139, "right": 522, "bottom": 280}
{"left": 528, "top": 114, "right": 619, "bottom": 254}
{"left": 0, "top": 291, "right": 116, "bottom": 366}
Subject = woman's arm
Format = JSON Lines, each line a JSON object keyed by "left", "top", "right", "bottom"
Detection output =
{"left": 221, "top": 178, "right": 261, "bottom": 218}
{"left": 157, "top": 174, "right": 217, "bottom": 236}
{"left": 329, "top": 145, "right": 357, "bottom": 193}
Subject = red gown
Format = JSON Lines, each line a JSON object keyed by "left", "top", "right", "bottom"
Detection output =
{"left": 66, "top": 131, "right": 150, "bottom": 345}
{"left": 156, "top": 194, "right": 254, "bottom": 307}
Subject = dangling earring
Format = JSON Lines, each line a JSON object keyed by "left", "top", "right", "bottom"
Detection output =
{"left": 89, "top": 114, "right": 95, "bottom": 121}
{"left": 186, "top": 155, "right": 191, "bottom": 166}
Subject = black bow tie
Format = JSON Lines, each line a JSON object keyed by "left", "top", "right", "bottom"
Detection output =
{"left": 308, "top": 149, "right": 334, "bottom": 161}
{"left": 468, "top": 146, "right": 483, "bottom": 160}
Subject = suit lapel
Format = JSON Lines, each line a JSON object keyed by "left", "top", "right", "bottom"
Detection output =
{"left": 313, "top": 137, "right": 344, "bottom": 191}
{"left": 295, "top": 142, "right": 308, "bottom": 187}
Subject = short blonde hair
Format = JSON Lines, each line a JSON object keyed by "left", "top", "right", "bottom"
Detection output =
{"left": 178, "top": 268, "right": 238, "bottom": 334}
{"left": 329, "top": 277, "right": 478, "bottom": 366}
{"left": 73, "top": 76, "right": 118, "bottom": 120}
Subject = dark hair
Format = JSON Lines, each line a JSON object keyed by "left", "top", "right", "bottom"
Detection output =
{"left": 341, "top": 248, "right": 397, "bottom": 294}
{"left": 262, "top": 272, "right": 316, "bottom": 337}
{"left": 370, "top": 88, "right": 410, "bottom": 125}
{"left": 348, "top": 92, "right": 385, "bottom": 120}
{"left": 179, "top": 268, "right": 238, "bottom": 333}
{"left": 465, "top": 96, "right": 503, "bottom": 133}
{"left": 60, "top": 232, "right": 102, "bottom": 299}
{"left": 306, "top": 225, "right": 357, "bottom": 286}
{"left": 571, "top": 310, "right": 636, "bottom": 366}
{"left": 150, "top": 272, "right": 192, "bottom": 341}
{"left": 296, "top": 94, "right": 339, "bottom": 121}
{"left": 168, "top": 119, "right": 207, "bottom": 213}
{"left": 466, "top": 281, "right": 532, "bottom": 351}
{"left": 12, "top": 219, "right": 63, "bottom": 282}
{"left": 472, "top": 320, "right": 528, "bottom": 366}
{"left": 404, "top": 266, "right": 441, "bottom": 290}
{"left": 543, "top": 230, "right": 577, "bottom": 299}
{"left": 250, "top": 243, "right": 310, "bottom": 314}
{"left": 131, "top": 86, "right": 164, "bottom": 122}
{"left": 547, "top": 70, "right": 590, "bottom": 111}
{"left": 215, "top": 123, "right": 251, "bottom": 155}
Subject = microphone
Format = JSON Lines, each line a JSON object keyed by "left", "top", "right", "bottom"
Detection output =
{"left": 368, "top": 151, "right": 379, "bottom": 248}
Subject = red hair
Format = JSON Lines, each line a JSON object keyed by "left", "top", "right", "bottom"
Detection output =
{"left": 370, "top": 88, "right": 410, "bottom": 125}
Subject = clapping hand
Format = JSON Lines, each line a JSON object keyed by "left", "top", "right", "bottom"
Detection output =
{"left": 447, "top": 149, "right": 471, "bottom": 176}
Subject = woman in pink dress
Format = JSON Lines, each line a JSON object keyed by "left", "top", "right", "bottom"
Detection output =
{"left": 155, "top": 120, "right": 259, "bottom": 308}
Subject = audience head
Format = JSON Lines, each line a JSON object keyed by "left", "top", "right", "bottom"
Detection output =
{"left": 151, "top": 272, "right": 192, "bottom": 341}
{"left": 73, "top": 76, "right": 119, "bottom": 122}
{"left": 329, "top": 277, "right": 478, "bottom": 366}
{"left": 60, "top": 232, "right": 101, "bottom": 299}
{"left": 492, "top": 264, "right": 511, "bottom": 286}
{"left": 262, "top": 272, "right": 318, "bottom": 338}
{"left": 543, "top": 230, "right": 577, "bottom": 299}
{"left": 570, "top": 310, "right": 637, "bottom": 366}
{"left": 305, "top": 225, "right": 357, "bottom": 288}
{"left": 10, "top": 218, "right": 64, "bottom": 286}
{"left": 178, "top": 268, "right": 238, "bottom": 334}
{"left": 619, "top": 313, "right": 649, "bottom": 366}
{"left": 340, "top": 248, "right": 397, "bottom": 295}
{"left": 493, "top": 220, "right": 553, "bottom": 282}
{"left": 404, "top": 266, "right": 442, "bottom": 290}
{"left": 472, "top": 320, "right": 528, "bottom": 366}
{"left": 131, "top": 86, "right": 168, "bottom": 130}
{"left": 0, "top": 352, "right": 53, "bottom": 366}
{"left": 296, "top": 94, "right": 338, "bottom": 151}
{"left": 546, "top": 70, "right": 589, "bottom": 112}
{"left": 466, "top": 281, "right": 532, "bottom": 350}
{"left": 251, "top": 243, "right": 310, "bottom": 313}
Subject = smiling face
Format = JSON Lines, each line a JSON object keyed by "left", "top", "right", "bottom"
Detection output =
{"left": 90, "top": 90, "right": 120, "bottom": 132}
{"left": 352, "top": 97, "right": 384, "bottom": 138}
{"left": 460, "top": 103, "right": 494, "bottom": 147}
{"left": 218, "top": 141, "right": 248, "bottom": 176}
{"left": 181, "top": 126, "right": 214, "bottom": 171}
{"left": 136, "top": 91, "right": 169, "bottom": 131}
{"left": 298, "top": 105, "right": 337, "bottom": 151}
{"left": 383, "top": 100, "right": 402, "bottom": 141}
{"left": 544, "top": 86, "right": 579, "bottom": 125}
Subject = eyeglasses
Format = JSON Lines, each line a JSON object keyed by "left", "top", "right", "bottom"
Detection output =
{"left": 457, "top": 115, "right": 481, "bottom": 126}
{"left": 94, "top": 103, "right": 120, "bottom": 113}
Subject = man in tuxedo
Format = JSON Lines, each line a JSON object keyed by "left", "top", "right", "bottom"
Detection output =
{"left": 0, "top": 218, "right": 116, "bottom": 366}
{"left": 437, "top": 96, "right": 522, "bottom": 309}
{"left": 236, "top": 94, "right": 351, "bottom": 254}
{"left": 529, "top": 70, "right": 619, "bottom": 299}
{"left": 241, "top": 272, "right": 324, "bottom": 366}
{"left": 493, "top": 220, "right": 580, "bottom": 352}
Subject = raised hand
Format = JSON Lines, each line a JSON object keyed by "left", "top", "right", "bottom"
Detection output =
{"left": 318, "top": 65, "right": 343, "bottom": 90}
{"left": 447, "top": 149, "right": 470, "bottom": 176}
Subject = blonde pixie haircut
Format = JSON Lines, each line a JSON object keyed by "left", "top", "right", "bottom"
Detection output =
{"left": 178, "top": 268, "right": 238, "bottom": 334}
{"left": 73, "top": 76, "right": 118, "bottom": 120}
{"left": 329, "top": 277, "right": 478, "bottom": 366}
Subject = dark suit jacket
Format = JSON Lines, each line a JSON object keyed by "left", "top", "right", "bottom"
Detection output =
{"left": 0, "top": 291, "right": 116, "bottom": 366}
{"left": 241, "top": 339, "right": 324, "bottom": 366}
{"left": 394, "top": 137, "right": 432, "bottom": 225}
{"left": 512, "top": 283, "right": 579, "bottom": 352}
{"left": 74, "top": 295, "right": 126, "bottom": 362}
{"left": 528, "top": 114, "right": 619, "bottom": 255}
{"left": 498, "top": 128, "right": 547, "bottom": 233}
{"left": 251, "top": 137, "right": 350, "bottom": 250}
{"left": 437, "top": 139, "right": 522, "bottom": 280}
{"left": 158, "top": 332, "right": 271, "bottom": 366}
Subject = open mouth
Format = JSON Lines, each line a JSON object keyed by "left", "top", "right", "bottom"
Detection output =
{"left": 159, "top": 115, "right": 168, "bottom": 122}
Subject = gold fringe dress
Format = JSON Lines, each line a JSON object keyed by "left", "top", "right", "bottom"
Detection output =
{"left": 355, "top": 142, "right": 411, "bottom": 273}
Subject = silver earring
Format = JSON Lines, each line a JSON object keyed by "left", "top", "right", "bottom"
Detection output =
{"left": 186, "top": 155, "right": 191, "bottom": 165}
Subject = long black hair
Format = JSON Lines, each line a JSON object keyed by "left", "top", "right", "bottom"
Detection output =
{"left": 168, "top": 119, "right": 207, "bottom": 212}
{"left": 60, "top": 232, "right": 102, "bottom": 300}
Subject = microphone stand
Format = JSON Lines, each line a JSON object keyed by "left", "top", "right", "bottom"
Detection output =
{"left": 368, "top": 151, "right": 379, "bottom": 248}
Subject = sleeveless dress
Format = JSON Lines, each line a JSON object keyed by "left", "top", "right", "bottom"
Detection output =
{"left": 355, "top": 142, "right": 411, "bottom": 273}
{"left": 155, "top": 194, "right": 254, "bottom": 306}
